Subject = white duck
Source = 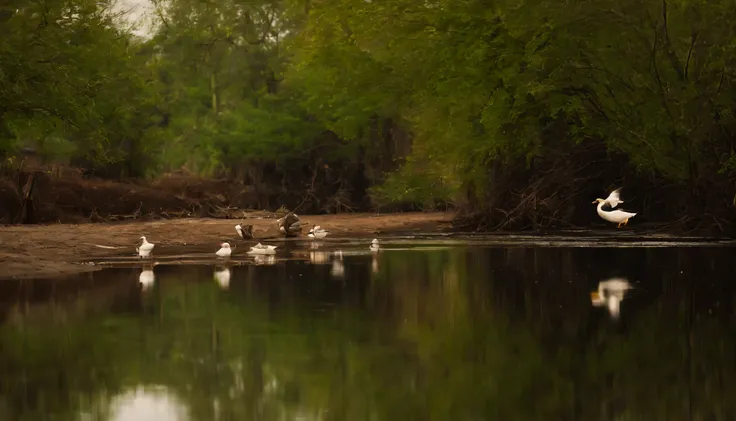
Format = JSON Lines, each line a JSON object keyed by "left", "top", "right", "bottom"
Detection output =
{"left": 247, "top": 242, "right": 278, "bottom": 255}
{"left": 136, "top": 236, "right": 155, "bottom": 258}
{"left": 216, "top": 242, "right": 233, "bottom": 257}
{"left": 592, "top": 188, "right": 637, "bottom": 228}
{"left": 308, "top": 225, "right": 329, "bottom": 239}
{"left": 590, "top": 277, "right": 632, "bottom": 319}
{"left": 370, "top": 238, "right": 380, "bottom": 252}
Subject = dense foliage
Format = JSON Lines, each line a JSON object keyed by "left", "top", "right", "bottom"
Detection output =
{"left": 2, "top": 0, "right": 736, "bottom": 229}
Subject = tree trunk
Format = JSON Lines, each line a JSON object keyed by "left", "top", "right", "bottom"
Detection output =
{"left": 19, "top": 172, "right": 37, "bottom": 224}
{"left": 210, "top": 72, "right": 218, "bottom": 114}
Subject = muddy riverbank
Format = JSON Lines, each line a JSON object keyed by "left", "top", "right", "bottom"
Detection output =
{"left": 0, "top": 211, "right": 455, "bottom": 280}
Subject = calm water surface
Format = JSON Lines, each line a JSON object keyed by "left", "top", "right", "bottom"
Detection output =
{"left": 1, "top": 241, "right": 735, "bottom": 421}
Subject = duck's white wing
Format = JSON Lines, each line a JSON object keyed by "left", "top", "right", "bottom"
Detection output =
{"left": 602, "top": 209, "right": 637, "bottom": 223}
{"left": 138, "top": 241, "right": 155, "bottom": 252}
{"left": 604, "top": 188, "right": 623, "bottom": 208}
{"left": 599, "top": 278, "right": 632, "bottom": 291}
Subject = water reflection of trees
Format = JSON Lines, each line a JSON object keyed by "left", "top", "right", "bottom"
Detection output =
{"left": 0, "top": 248, "right": 735, "bottom": 420}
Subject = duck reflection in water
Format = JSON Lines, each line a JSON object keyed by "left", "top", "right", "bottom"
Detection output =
{"left": 139, "top": 263, "right": 157, "bottom": 291}
{"left": 309, "top": 250, "right": 330, "bottom": 264}
{"left": 308, "top": 249, "right": 346, "bottom": 278}
{"left": 214, "top": 265, "right": 231, "bottom": 289}
{"left": 372, "top": 252, "right": 379, "bottom": 274}
{"left": 253, "top": 255, "right": 276, "bottom": 265}
{"left": 331, "top": 250, "right": 344, "bottom": 278}
{"left": 590, "top": 277, "right": 632, "bottom": 319}
{"left": 105, "top": 385, "right": 189, "bottom": 421}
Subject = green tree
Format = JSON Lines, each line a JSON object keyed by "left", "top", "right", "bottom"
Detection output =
{"left": 0, "top": 0, "right": 157, "bottom": 175}
{"left": 290, "top": 0, "right": 736, "bottom": 227}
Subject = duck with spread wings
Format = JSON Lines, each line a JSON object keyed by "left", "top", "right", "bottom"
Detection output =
{"left": 592, "top": 188, "right": 638, "bottom": 228}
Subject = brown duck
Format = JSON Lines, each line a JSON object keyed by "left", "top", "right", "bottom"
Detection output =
{"left": 235, "top": 223, "right": 254, "bottom": 240}
{"left": 277, "top": 213, "right": 302, "bottom": 237}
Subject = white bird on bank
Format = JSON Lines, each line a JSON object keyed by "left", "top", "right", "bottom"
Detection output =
{"left": 136, "top": 236, "right": 155, "bottom": 258}
{"left": 370, "top": 238, "right": 380, "bottom": 252}
{"left": 308, "top": 225, "right": 329, "bottom": 239}
{"left": 216, "top": 242, "right": 233, "bottom": 257}
{"left": 590, "top": 277, "right": 632, "bottom": 319}
{"left": 592, "top": 188, "right": 637, "bottom": 228}
{"left": 247, "top": 242, "right": 278, "bottom": 255}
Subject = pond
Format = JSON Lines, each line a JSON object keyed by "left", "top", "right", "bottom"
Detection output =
{"left": 0, "top": 238, "right": 735, "bottom": 420}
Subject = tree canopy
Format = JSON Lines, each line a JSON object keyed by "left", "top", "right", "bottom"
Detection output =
{"left": 2, "top": 0, "right": 736, "bottom": 228}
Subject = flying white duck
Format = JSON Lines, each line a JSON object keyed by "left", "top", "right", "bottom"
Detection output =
{"left": 136, "top": 236, "right": 155, "bottom": 258}
{"left": 247, "top": 242, "right": 278, "bottom": 255}
{"left": 370, "top": 238, "right": 380, "bottom": 252}
{"left": 592, "top": 188, "right": 637, "bottom": 228}
{"left": 308, "top": 225, "right": 329, "bottom": 239}
{"left": 590, "top": 277, "right": 633, "bottom": 319}
{"left": 216, "top": 242, "right": 233, "bottom": 257}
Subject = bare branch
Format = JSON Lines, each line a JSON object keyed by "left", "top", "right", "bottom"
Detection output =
{"left": 660, "top": 0, "right": 685, "bottom": 80}
{"left": 684, "top": 32, "right": 697, "bottom": 80}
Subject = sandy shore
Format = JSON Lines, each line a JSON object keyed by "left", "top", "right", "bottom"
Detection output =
{"left": 0, "top": 211, "right": 455, "bottom": 280}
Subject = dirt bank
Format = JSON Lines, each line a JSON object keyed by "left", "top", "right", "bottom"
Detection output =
{"left": 0, "top": 168, "right": 435, "bottom": 225}
{"left": 0, "top": 170, "right": 271, "bottom": 224}
{"left": 0, "top": 211, "right": 455, "bottom": 280}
